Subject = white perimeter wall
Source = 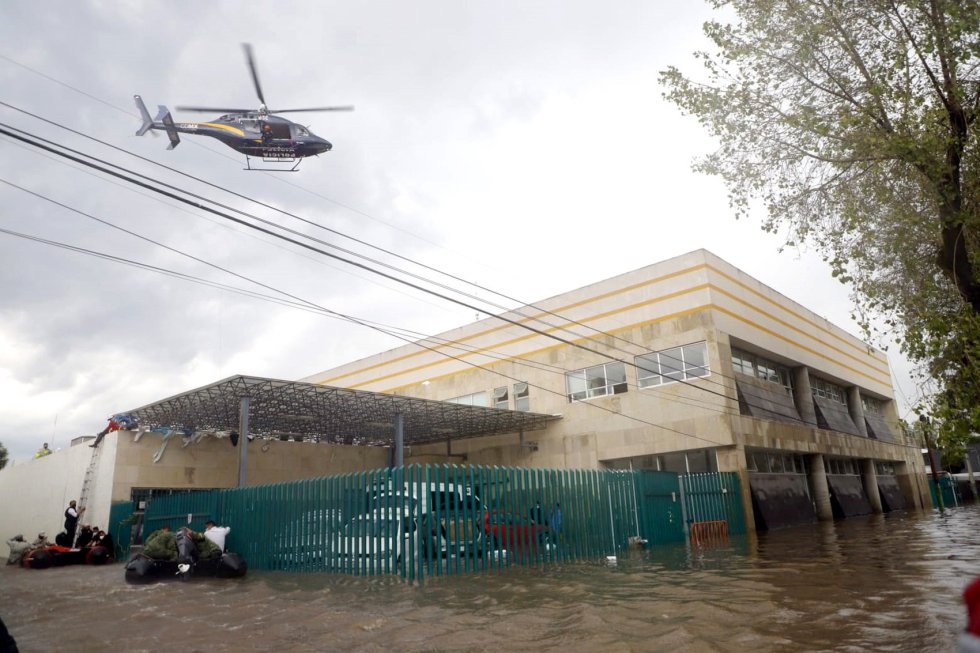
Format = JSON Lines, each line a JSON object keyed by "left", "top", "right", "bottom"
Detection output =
{"left": 0, "top": 435, "right": 117, "bottom": 543}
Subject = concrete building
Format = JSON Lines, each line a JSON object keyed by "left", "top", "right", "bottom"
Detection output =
{"left": 304, "top": 249, "right": 930, "bottom": 529}
{"left": 0, "top": 249, "right": 930, "bottom": 540}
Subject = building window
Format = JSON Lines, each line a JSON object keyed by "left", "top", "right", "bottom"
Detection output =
{"left": 811, "top": 377, "right": 847, "bottom": 405}
{"left": 746, "top": 450, "right": 806, "bottom": 474}
{"left": 635, "top": 341, "right": 709, "bottom": 388}
{"left": 875, "top": 461, "right": 896, "bottom": 476}
{"left": 565, "top": 362, "right": 627, "bottom": 402}
{"left": 862, "top": 395, "right": 884, "bottom": 415}
{"left": 731, "top": 348, "right": 793, "bottom": 393}
{"left": 493, "top": 386, "right": 508, "bottom": 410}
{"left": 446, "top": 391, "right": 488, "bottom": 407}
{"left": 513, "top": 382, "right": 529, "bottom": 411}
{"left": 826, "top": 457, "right": 858, "bottom": 475}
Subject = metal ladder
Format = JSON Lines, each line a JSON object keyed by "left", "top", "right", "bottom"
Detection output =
{"left": 74, "top": 443, "right": 103, "bottom": 545}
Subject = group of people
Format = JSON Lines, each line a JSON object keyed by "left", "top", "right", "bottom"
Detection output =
{"left": 61, "top": 500, "right": 113, "bottom": 552}
{"left": 3, "top": 499, "right": 118, "bottom": 566}
{"left": 5, "top": 533, "right": 52, "bottom": 566}
{"left": 67, "top": 525, "right": 114, "bottom": 553}
{"left": 142, "top": 521, "right": 230, "bottom": 563}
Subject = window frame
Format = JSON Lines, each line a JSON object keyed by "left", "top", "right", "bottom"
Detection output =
{"left": 513, "top": 382, "right": 529, "bottom": 411}
{"left": 565, "top": 362, "right": 628, "bottom": 402}
{"left": 493, "top": 386, "right": 509, "bottom": 410}
{"left": 635, "top": 341, "right": 710, "bottom": 389}
{"left": 730, "top": 348, "right": 793, "bottom": 394}
{"left": 446, "top": 391, "right": 488, "bottom": 407}
{"left": 811, "top": 376, "right": 847, "bottom": 406}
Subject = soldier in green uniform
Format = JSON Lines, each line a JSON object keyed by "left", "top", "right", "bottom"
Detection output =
{"left": 185, "top": 528, "right": 222, "bottom": 560}
{"left": 142, "top": 525, "right": 177, "bottom": 561}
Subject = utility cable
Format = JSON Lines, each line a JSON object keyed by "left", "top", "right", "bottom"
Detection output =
{"left": 0, "top": 101, "right": 835, "bottom": 414}
{"left": 0, "top": 123, "right": 815, "bottom": 427}
{"left": 0, "top": 224, "right": 737, "bottom": 447}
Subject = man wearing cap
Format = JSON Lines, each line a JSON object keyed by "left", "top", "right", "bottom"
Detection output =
{"left": 30, "top": 532, "right": 48, "bottom": 548}
{"left": 5, "top": 534, "right": 30, "bottom": 566}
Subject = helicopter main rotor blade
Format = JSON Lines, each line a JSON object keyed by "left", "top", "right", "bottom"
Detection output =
{"left": 269, "top": 106, "right": 355, "bottom": 113}
{"left": 243, "top": 43, "right": 267, "bottom": 107}
{"left": 176, "top": 106, "right": 254, "bottom": 113}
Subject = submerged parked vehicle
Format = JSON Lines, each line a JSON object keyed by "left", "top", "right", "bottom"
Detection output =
{"left": 483, "top": 510, "right": 552, "bottom": 556}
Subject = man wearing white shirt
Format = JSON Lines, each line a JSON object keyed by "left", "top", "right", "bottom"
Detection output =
{"left": 203, "top": 520, "right": 230, "bottom": 552}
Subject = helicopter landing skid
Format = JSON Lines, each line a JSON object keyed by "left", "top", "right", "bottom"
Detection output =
{"left": 244, "top": 155, "right": 302, "bottom": 172}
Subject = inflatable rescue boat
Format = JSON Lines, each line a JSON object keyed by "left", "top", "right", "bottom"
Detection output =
{"left": 21, "top": 545, "right": 112, "bottom": 569}
{"left": 124, "top": 551, "right": 247, "bottom": 583}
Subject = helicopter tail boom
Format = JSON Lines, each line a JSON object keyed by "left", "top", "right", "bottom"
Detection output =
{"left": 133, "top": 95, "right": 181, "bottom": 149}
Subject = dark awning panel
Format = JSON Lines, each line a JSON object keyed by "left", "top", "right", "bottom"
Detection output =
{"left": 735, "top": 378, "right": 803, "bottom": 426}
{"left": 812, "top": 396, "right": 862, "bottom": 437}
{"left": 865, "top": 414, "right": 899, "bottom": 444}
{"left": 748, "top": 473, "right": 816, "bottom": 530}
{"left": 876, "top": 475, "right": 906, "bottom": 512}
{"left": 125, "top": 375, "right": 561, "bottom": 447}
{"left": 826, "top": 474, "right": 872, "bottom": 517}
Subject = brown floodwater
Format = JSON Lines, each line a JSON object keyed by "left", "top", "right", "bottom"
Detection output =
{"left": 2, "top": 504, "right": 978, "bottom": 653}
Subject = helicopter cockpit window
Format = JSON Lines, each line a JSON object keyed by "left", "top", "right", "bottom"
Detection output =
{"left": 240, "top": 120, "right": 261, "bottom": 134}
{"left": 294, "top": 125, "right": 310, "bottom": 137}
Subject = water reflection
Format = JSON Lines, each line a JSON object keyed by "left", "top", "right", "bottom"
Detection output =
{"left": 2, "top": 506, "right": 978, "bottom": 652}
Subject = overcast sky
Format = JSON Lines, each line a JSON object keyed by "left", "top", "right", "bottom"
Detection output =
{"left": 0, "top": 1, "right": 921, "bottom": 460}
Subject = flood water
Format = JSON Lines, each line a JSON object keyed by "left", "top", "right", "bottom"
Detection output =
{"left": 3, "top": 504, "right": 979, "bottom": 653}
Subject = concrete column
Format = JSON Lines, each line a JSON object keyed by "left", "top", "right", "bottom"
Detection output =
{"left": 792, "top": 367, "right": 817, "bottom": 428}
{"left": 847, "top": 387, "right": 869, "bottom": 437}
{"left": 894, "top": 460, "right": 926, "bottom": 511}
{"left": 861, "top": 458, "right": 883, "bottom": 513}
{"left": 732, "top": 444, "right": 756, "bottom": 544}
{"left": 807, "top": 453, "right": 834, "bottom": 521}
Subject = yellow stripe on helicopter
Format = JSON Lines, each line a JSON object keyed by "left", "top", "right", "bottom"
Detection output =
{"left": 196, "top": 122, "right": 246, "bottom": 136}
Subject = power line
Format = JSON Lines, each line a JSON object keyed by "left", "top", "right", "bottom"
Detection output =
{"left": 0, "top": 101, "right": 821, "bottom": 415}
{"left": 0, "top": 224, "right": 737, "bottom": 447}
{"left": 0, "top": 121, "right": 815, "bottom": 428}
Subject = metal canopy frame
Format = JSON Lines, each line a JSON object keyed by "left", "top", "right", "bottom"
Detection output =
{"left": 125, "top": 375, "right": 560, "bottom": 447}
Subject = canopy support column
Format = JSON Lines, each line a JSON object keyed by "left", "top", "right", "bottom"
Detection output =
{"left": 394, "top": 412, "right": 404, "bottom": 468}
{"left": 238, "top": 396, "right": 250, "bottom": 488}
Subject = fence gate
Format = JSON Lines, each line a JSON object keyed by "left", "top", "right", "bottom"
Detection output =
{"left": 634, "top": 471, "right": 685, "bottom": 545}
{"left": 680, "top": 472, "right": 746, "bottom": 543}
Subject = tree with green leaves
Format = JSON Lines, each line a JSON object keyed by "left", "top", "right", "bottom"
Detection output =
{"left": 660, "top": 0, "right": 980, "bottom": 450}
{"left": 0, "top": 441, "right": 8, "bottom": 470}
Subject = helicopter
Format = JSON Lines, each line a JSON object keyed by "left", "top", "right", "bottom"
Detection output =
{"left": 134, "top": 43, "right": 352, "bottom": 171}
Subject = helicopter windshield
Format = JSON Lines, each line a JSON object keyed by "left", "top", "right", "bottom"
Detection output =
{"left": 294, "top": 125, "right": 310, "bottom": 137}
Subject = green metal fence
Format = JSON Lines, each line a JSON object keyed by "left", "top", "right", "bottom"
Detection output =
{"left": 129, "top": 465, "right": 744, "bottom": 578}
{"left": 681, "top": 472, "right": 746, "bottom": 536}
{"left": 928, "top": 474, "right": 961, "bottom": 509}
{"left": 107, "top": 500, "right": 135, "bottom": 560}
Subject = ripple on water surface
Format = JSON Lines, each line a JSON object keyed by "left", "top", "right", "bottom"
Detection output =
{"left": 1, "top": 506, "right": 978, "bottom": 652}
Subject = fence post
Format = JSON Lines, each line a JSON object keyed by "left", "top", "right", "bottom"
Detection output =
{"left": 679, "top": 475, "right": 689, "bottom": 541}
